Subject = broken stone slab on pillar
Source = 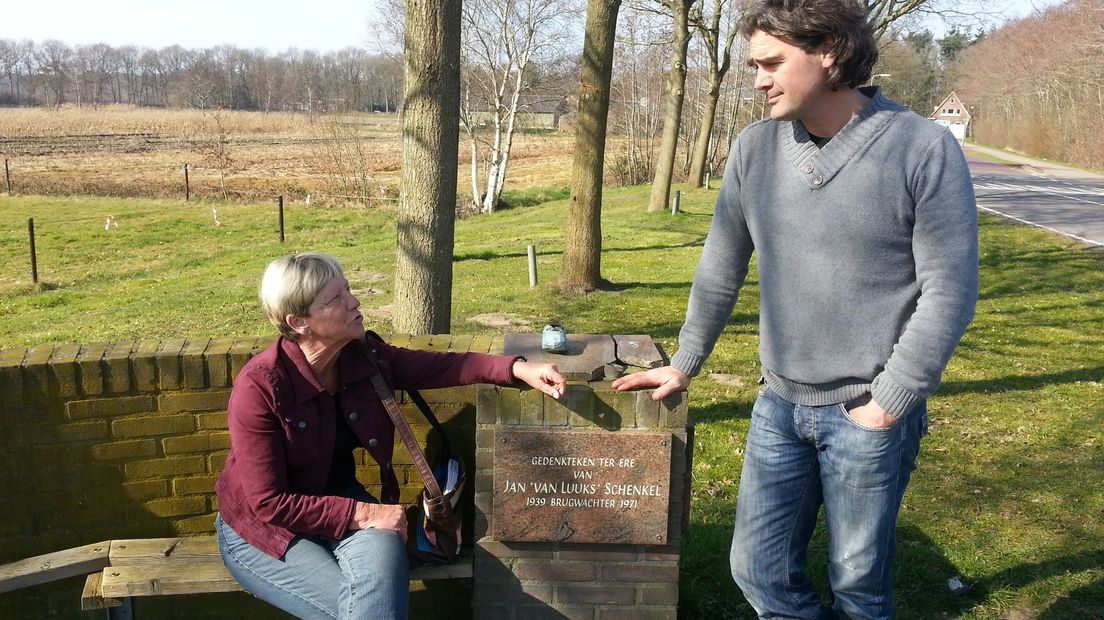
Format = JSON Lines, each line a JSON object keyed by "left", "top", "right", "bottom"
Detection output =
{"left": 502, "top": 333, "right": 665, "bottom": 381}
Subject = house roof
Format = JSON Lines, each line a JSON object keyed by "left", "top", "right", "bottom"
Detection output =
{"left": 930, "top": 91, "right": 971, "bottom": 122}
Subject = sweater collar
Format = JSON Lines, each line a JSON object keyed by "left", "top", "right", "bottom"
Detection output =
{"left": 782, "top": 86, "right": 904, "bottom": 189}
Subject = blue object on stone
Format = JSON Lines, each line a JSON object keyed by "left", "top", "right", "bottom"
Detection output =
{"left": 541, "top": 324, "right": 568, "bottom": 353}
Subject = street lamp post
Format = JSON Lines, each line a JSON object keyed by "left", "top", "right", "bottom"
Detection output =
{"left": 868, "top": 73, "right": 891, "bottom": 86}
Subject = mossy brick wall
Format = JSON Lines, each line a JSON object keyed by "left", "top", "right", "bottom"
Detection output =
{"left": 473, "top": 378, "right": 693, "bottom": 620}
{"left": 0, "top": 333, "right": 499, "bottom": 620}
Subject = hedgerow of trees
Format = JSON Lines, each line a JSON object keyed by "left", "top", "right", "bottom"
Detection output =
{"left": 952, "top": 0, "right": 1104, "bottom": 169}
{"left": 0, "top": 39, "right": 402, "bottom": 113}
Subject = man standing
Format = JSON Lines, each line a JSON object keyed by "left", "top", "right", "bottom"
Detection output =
{"left": 612, "top": 0, "right": 979, "bottom": 617}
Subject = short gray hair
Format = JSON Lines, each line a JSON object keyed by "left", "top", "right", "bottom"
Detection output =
{"left": 259, "top": 252, "right": 345, "bottom": 340}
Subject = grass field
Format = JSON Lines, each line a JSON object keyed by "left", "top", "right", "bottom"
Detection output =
{"left": 1, "top": 187, "right": 1102, "bottom": 619}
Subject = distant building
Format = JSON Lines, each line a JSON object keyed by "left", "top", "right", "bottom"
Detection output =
{"left": 465, "top": 94, "right": 569, "bottom": 131}
{"left": 930, "top": 92, "right": 972, "bottom": 141}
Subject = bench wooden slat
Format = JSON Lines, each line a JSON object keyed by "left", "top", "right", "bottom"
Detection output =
{"left": 0, "top": 541, "right": 111, "bottom": 594}
{"left": 109, "top": 537, "right": 221, "bottom": 566}
{"left": 80, "top": 571, "right": 123, "bottom": 610}
{"left": 100, "top": 563, "right": 243, "bottom": 598}
{"left": 8, "top": 535, "right": 473, "bottom": 611}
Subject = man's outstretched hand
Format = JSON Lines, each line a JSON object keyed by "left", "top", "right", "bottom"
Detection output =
{"left": 611, "top": 366, "right": 690, "bottom": 400}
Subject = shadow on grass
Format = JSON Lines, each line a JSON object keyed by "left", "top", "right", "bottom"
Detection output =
{"left": 678, "top": 523, "right": 984, "bottom": 619}
{"left": 689, "top": 397, "right": 755, "bottom": 424}
{"left": 979, "top": 234, "right": 1104, "bottom": 300}
{"left": 989, "top": 550, "right": 1104, "bottom": 619}
{"left": 893, "top": 524, "right": 983, "bottom": 618}
{"left": 679, "top": 521, "right": 754, "bottom": 619}
{"left": 938, "top": 364, "right": 1104, "bottom": 396}
{"left": 451, "top": 238, "right": 707, "bottom": 262}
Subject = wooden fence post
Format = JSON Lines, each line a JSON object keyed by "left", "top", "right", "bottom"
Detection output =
{"left": 184, "top": 164, "right": 190, "bottom": 201}
{"left": 278, "top": 196, "right": 285, "bottom": 243}
{"left": 28, "top": 218, "right": 38, "bottom": 284}
{"left": 4, "top": 159, "right": 11, "bottom": 194}
{"left": 527, "top": 245, "right": 538, "bottom": 288}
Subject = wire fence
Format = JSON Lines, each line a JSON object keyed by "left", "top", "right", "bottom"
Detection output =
{"left": 0, "top": 157, "right": 402, "bottom": 207}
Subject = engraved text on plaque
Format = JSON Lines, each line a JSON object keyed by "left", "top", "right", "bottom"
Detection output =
{"left": 492, "top": 429, "right": 672, "bottom": 544}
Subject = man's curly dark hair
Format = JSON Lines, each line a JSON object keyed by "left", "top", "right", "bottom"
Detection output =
{"left": 740, "top": 0, "right": 879, "bottom": 90}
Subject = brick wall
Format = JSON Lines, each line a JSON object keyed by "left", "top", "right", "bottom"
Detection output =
{"left": 0, "top": 334, "right": 497, "bottom": 619}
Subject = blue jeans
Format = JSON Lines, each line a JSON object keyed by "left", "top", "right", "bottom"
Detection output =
{"left": 215, "top": 514, "right": 409, "bottom": 619}
{"left": 730, "top": 388, "right": 927, "bottom": 620}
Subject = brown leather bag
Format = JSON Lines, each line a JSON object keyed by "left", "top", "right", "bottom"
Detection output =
{"left": 361, "top": 339, "right": 465, "bottom": 565}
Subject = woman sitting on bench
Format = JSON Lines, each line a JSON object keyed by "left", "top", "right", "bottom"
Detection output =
{"left": 214, "top": 252, "right": 565, "bottom": 619}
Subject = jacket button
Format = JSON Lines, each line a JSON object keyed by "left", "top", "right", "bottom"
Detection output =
{"left": 802, "top": 164, "right": 814, "bottom": 174}
{"left": 349, "top": 411, "right": 359, "bottom": 421}
{"left": 368, "top": 438, "right": 379, "bottom": 448}
{"left": 297, "top": 421, "right": 307, "bottom": 429}
{"left": 812, "top": 176, "right": 824, "bottom": 186}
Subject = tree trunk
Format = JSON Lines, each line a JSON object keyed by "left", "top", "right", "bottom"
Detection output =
{"left": 561, "top": 0, "right": 621, "bottom": 291}
{"left": 687, "top": 72, "right": 723, "bottom": 187}
{"left": 393, "top": 0, "right": 462, "bottom": 334}
{"left": 647, "top": 0, "right": 694, "bottom": 213}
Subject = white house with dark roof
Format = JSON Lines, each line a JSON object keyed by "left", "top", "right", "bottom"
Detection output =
{"left": 930, "top": 92, "right": 972, "bottom": 141}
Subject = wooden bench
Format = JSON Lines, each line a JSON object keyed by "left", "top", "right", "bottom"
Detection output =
{"left": 1, "top": 537, "right": 472, "bottom": 618}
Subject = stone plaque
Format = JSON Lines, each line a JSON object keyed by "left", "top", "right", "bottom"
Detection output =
{"left": 493, "top": 429, "right": 672, "bottom": 544}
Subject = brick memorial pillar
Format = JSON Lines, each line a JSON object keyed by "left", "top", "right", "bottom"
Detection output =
{"left": 474, "top": 334, "right": 693, "bottom": 619}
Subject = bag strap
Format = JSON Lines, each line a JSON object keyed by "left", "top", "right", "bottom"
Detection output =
{"left": 406, "top": 388, "right": 452, "bottom": 458}
{"left": 359, "top": 338, "right": 445, "bottom": 500}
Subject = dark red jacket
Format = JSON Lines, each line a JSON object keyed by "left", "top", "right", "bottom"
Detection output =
{"left": 215, "top": 334, "right": 519, "bottom": 559}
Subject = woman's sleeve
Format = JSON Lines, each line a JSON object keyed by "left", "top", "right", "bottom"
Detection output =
{"left": 372, "top": 338, "right": 519, "bottom": 391}
{"left": 226, "top": 372, "right": 356, "bottom": 537}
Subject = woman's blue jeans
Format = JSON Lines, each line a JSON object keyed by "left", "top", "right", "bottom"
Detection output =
{"left": 730, "top": 388, "right": 927, "bottom": 620}
{"left": 215, "top": 514, "right": 409, "bottom": 619}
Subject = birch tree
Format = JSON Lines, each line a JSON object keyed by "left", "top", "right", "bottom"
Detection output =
{"left": 460, "top": 0, "right": 576, "bottom": 213}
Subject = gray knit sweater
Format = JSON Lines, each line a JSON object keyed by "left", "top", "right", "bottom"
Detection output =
{"left": 669, "top": 90, "right": 978, "bottom": 417}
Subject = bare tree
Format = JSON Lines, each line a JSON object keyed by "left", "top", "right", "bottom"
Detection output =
{"left": 36, "top": 40, "right": 71, "bottom": 108}
{"left": 686, "top": 0, "right": 743, "bottom": 187}
{"left": 608, "top": 9, "right": 668, "bottom": 186}
{"left": 561, "top": 0, "right": 622, "bottom": 291}
{"left": 392, "top": 0, "right": 463, "bottom": 334}
{"left": 0, "top": 40, "right": 20, "bottom": 102}
{"left": 645, "top": 0, "right": 696, "bottom": 213}
{"left": 863, "top": 0, "right": 1002, "bottom": 40}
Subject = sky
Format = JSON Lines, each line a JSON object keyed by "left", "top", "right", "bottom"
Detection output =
{"left": 0, "top": 0, "right": 1068, "bottom": 54}
{"left": 0, "top": 0, "right": 387, "bottom": 53}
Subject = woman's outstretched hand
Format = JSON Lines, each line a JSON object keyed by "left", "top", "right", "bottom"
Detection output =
{"left": 349, "top": 502, "right": 407, "bottom": 543}
{"left": 512, "top": 360, "right": 568, "bottom": 399}
{"left": 611, "top": 366, "right": 691, "bottom": 400}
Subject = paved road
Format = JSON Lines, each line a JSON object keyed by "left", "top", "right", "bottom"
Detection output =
{"left": 964, "top": 144, "right": 1104, "bottom": 247}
